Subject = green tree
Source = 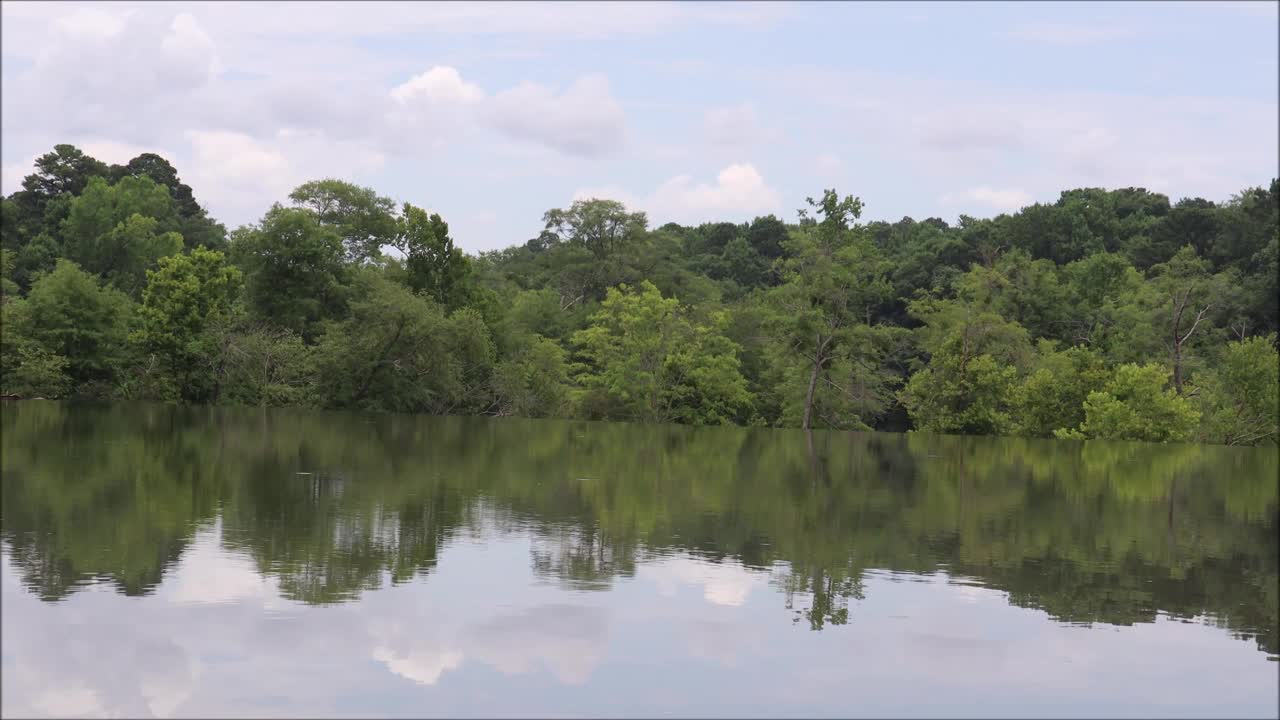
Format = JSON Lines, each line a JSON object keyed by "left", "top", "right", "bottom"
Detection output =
{"left": 60, "top": 176, "right": 184, "bottom": 294}
{"left": 289, "top": 179, "right": 399, "bottom": 264}
{"left": 232, "top": 205, "right": 350, "bottom": 341}
{"left": 16, "top": 259, "right": 132, "bottom": 393}
{"left": 110, "top": 152, "right": 226, "bottom": 251}
{"left": 216, "top": 323, "right": 314, "bottom": 407}
{"left": 540, "top": 199, "right": 648, "bottom": 302}
{"left": 131, "top": 248, "right": 243, "bottom": 403}
{"left": 1146, "top": 246, "right": 1234, "bottom": 393}
{"left": 397, "top": 203, "right": 471, "bottom": 309}
{"left": 1060, "top": 251, "right": 1158, "bottom": 362}
{"left": 1194, "top": 335, "right": 1279, "bottom": 446}
{"left": 8, "top": 145, "right": 110, "bottom": 244}
{"left": 312, "top": 273, "right": 492, "bottom": 414}
{"left": 0, "top": 249, "right": 18, "bottom": 301}
{"left": 1011, "top": 343, "right": 1111, "bottom": 438}
{"left": 1056, "top": 363, "right": 1200, "bottom": 443}
{"left": 492, "top": 335, "right": 571, "bottom": 418}
{"left": 769, "top": 190, "right": 894, "bottom": 429}
{"left": 572, "top": 281, "right": 751, "bottom": 425}
{"left": 898, "top": 288, "right": 1032, "bottom": 436}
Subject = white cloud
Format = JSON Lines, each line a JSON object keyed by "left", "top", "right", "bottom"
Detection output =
{"left": 486, "top": 74, "right": 626, "bottom": 157}
{"left": 652, "top": 163, "right": 782, "bottom": 221}
{"left": 182, "top": 130, "right": 295, "bottom": 220}
{"left": 575, "top": 163, "right": 781, "bottom": 225}
{"left": 573, "top": 163, "right": 782, "bottom": 226}
{"left": 391, "top": 66, "right": 483, "bottom": 105}
{"left": 160, "top": 522, "right": 283, "bottom": 607}
{"left": 940, "top": 186, "right": 1034, "bottom": 213}
{"left": 51, "top": 6, "right": 129, "bottom": 40}
{"left": 386, "top": 66, "right": 487, "bottom": 149}
{"left": 177, "top": 128, "right": 387, "bottom": 225}
{"left": 161, "top": 13, "right": 221, "bottom": 81}
{"left": 0, "top": 154, "right": 39, "bottom": 196}
{"left": 915, "top": 109, "right": 1024, "bottom": 153}
{"left": 1005, "top": 23, "right": 1138, "bottom": 46}
{"left": 186, "top": 130, "right": 291, "bottom": 183}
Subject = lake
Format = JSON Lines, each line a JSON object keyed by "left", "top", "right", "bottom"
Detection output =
{"left": 1, "top": 401, "right": 1276, "bottom": 718}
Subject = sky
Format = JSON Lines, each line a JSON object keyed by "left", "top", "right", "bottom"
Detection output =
{"left": 1, "top": 1, "right": 1277, "bottom": 253}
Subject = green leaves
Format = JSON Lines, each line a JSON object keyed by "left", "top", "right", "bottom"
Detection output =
{"left": 290, "top": 179, "right": 398, "bottom": 264}
{"left": 311, "top": 272, "right": 495, "bottom": 415}
{"left": 1010, "top": 344, "right": 1111, "bottom": 438}
{"left": 233, "top": 204, "right": 351, "bottom": 341}
{"left": 1194, "top": 335, "right": 1280, "bottom": 446}
{"left": 131, "top": 247, "right": 242, "bottom": 403}
{"left": 1056, "top": 363, "right": 1200, "bottom": 443}
{"left": 15, "top": 259, "right": 132, "bottom": 393}
{"left": 493, "top": 335, "right": 571, "bottom": 418}
{"left": 398, "top": 202, "right": 472, "bottom": 309}
{"left": 1, "top": 143, "right": 1275, "bottom": 444}
{"left": 572, "top": 281, "right": 752, "bottom": 425}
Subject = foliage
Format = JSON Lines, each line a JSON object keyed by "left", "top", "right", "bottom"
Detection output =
{"left": 1194, "top": 335, "right": 1280, "bottom": 446}
{"left": 60, "top": 176, "right": 184, "bottom": 295}
{"left": 290, "top": 179, "right": 398, "bottom": 264}
{"left": 492, "top": 334, "right": 571, "bottom": 418}
{"left": 398, "top": 202, "right": 471, "bottom": 309}
{"left": 132, "top": 248, "right": 243, "bottom": 402}
{"left": 2, "top": 143, "right": 1276, "bottom": 444}
{"left": 768, "top": 190, "right": 896, "bottom": 429}
{"left": 312, "top": 272, "right": 493, "bottom": 414}
{"left": 1056, "top": 363, "right": 1201, "bottom": 443}
{"left": 12, "top": 259, "right": 132, "bottom": 393}
{"left": 1011, "top": 343, "right": 1111, "bottom": 438}
{"left": 231, "top": 204, "right": 350, "bottom": 341}
{"left": 572, "top": 281, "right": 751, "bottom": 425}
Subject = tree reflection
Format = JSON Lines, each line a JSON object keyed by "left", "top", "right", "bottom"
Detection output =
{"left": 1, "top": 401, "right": 1275, "bottom": 655}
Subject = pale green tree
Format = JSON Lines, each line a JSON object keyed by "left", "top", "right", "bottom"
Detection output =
{"left": 132, "top": 247, "right": 243, "bottom": 402}
{"left": 1056, "top": 363, "right": 1200, "bottom": 443}
{"left": 572, "top": 281, "right": 751, "bottom": 425}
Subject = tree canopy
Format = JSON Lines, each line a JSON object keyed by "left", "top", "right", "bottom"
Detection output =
{"left": 2, "top": 144, "right": 1276, "bottom": 446}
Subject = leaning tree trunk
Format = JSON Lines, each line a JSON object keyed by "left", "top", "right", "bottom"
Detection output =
{"left": 801, "top": 334, "right": 832, "bottom": 430}
{"left": 803, "top": 352, "right": 821, "bottom": 430}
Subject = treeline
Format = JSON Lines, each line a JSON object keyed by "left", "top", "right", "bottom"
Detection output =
{"left": 1, "top": 144, "right": 1277, "bottom": 445}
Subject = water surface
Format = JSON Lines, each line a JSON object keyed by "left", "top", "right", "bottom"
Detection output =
{"left": 2, "top": 402, "right": 1276, "bottom": 718}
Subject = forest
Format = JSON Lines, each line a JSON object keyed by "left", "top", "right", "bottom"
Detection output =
{"left": 1, "top": 144, "right": 1277, "bottom": 445}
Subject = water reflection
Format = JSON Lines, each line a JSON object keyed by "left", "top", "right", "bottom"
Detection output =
{"left": 1, "top": 401, "right": 1277, "bottom": 717}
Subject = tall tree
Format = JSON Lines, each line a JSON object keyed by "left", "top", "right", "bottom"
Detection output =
{"left": 132, "top": 247, "right": 243, "bottom": 402}
{"left": 60, "top": 175, "right": 184, "bottom": 295}
{"left": 10, "top": 145, "right": 110, "bottom": 238}
{"left": 769, "top": 189, "right": 893, "bottom": 429}
{"left": 289, "top": 179, "right": 399, "bottom": 264}
{"left": 110, "top": 152, "right": 226, "bottom": 251}
{"left": 397, "top": 203, "right": 471, "bottom": 309}
{"left": 231, "top": 204, "right": 350, "bottom": 341}
{"left": 540, "top": 198, "right": 648, "bottom": 302}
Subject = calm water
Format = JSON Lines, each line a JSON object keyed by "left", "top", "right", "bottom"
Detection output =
{"left": 1, "top": 402, "right": 1276, "bottom": 718}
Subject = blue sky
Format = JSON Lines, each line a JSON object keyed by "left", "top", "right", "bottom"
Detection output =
{"left": 2, "top": 1, "right": 1276, "bottom": 252}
